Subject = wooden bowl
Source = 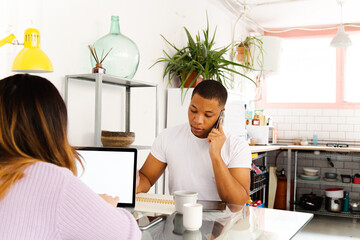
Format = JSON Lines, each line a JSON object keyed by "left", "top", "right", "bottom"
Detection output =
{"left": 101, "top": 130, "right": 135, "bottom": 147}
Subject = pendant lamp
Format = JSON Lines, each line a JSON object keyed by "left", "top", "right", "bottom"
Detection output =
{"left": 330, "top": 0, "right": 352, "bottom": 48}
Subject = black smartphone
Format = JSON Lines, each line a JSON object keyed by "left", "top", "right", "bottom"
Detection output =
{"left": 214, "top": 110, "right": 225, "bottom": 130}
{"left": 137, "top": 215, "right": 165, "bottom": 230}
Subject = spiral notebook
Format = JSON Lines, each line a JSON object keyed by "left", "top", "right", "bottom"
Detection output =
{"left": 135, "top": 193, "right": 175, "bottom": 215}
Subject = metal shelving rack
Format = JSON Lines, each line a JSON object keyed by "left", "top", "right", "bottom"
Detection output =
{"left": 64, "top": 73, "right": 159, "bottom": 147}
{"left": 297, "top": 178, "right": 360, "bottom": 189}
{"left": 251, "top": 152, "right": 268, "bottom": 204}
{"left": 293, "top": 150, "right": 360, "bottom": 220}
{"left": 297, "top": 206, "right": 360, "bottom": 219}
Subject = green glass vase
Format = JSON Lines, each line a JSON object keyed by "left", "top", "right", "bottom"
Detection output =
{"left": 91, "top": 16, "right": 140, "bottom": 78}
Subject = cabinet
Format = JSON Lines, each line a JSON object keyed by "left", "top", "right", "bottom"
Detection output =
{"left": 64, "top": 73, "right": 159, "bottom": 147}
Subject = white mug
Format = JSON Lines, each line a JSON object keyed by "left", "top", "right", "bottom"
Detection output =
{"left": 174, "top": 190, "right": 198, "bottom": 214}
{"left": 183, "top": 203, "right": 203, "bottom": 231}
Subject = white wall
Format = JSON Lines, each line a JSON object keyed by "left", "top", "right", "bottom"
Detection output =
{"left": 0, "top": 0, "right": 245, "bottom": 165}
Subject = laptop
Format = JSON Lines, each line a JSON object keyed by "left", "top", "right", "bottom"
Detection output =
{"left": 76, "top": 147, "right": 137, "bottom": 208}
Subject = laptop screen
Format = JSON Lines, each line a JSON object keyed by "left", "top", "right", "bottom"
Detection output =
{"left": 76, "top": 147, "right": 137, "bottom": 207}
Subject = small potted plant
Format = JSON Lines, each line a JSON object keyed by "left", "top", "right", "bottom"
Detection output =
{"left": 151, "top": 15, "right": 256, "bottom": 101}
{"left": 236, "top": 36, "right": 264, "bottom": 77}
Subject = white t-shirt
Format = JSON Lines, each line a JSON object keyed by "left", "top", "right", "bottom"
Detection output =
{"left": 151, "top": 123, "right": 251, "bottom": 201}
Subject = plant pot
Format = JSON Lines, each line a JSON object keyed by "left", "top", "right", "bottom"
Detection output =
{"left": 182, "top": 72, "right": 203, "bottom": 88}
{"left": 236, "top": 46, "right": 251, "bottom": 63}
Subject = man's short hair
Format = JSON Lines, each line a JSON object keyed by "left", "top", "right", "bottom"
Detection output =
{"left": 191, "top": 80, "right": 228, "bottom": 107}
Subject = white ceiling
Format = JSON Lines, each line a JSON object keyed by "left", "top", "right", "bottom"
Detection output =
{"left": 220, "top": 0, "right": 360, "bottom": 29}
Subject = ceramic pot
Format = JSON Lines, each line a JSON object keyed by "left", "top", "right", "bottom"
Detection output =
{"left": 182, "top": 72, "right": 203, "bottom": 88}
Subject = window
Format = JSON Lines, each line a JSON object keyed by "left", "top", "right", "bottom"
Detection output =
{"left": 266, "top": 37, "right": 336, "bottom": 103}
{"left": 344, "top": 33, "right": 360, "bottom": 103}
{"left": 258, "top": 28, "right": 360, "bottom": 109}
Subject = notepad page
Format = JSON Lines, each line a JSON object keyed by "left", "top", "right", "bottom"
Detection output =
{"left": 135, "top": 193, "right": 175, "bottom": 215}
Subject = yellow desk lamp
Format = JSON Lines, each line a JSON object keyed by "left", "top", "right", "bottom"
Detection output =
{"left": 0, "top": 28, "right": 53, "bottom": 72}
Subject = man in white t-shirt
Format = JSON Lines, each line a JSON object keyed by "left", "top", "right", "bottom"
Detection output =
{"left": 137, "top": 80, "right": 251, "bottom": 204}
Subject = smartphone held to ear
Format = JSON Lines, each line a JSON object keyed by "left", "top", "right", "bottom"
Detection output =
{"left": 214, "top": 111, "right": 225, "bottom": 130}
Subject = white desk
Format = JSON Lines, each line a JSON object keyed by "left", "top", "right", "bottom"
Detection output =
{"left": 140, "top": 206, "right": 313, "bottom": 240}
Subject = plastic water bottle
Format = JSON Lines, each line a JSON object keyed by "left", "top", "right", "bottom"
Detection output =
{"left": 312, "top": 133, "right": 318, "bottom": 146}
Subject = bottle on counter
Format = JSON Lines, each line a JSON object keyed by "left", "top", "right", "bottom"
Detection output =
{"left": 312, "top": 133, "right": 318, "bottom": 146}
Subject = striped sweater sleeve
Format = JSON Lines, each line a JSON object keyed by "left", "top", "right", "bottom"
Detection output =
{"left": 56, "top": 170, "right": 141, "bottom": 240}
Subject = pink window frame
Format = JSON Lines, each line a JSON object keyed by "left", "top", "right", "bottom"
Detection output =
{"left": 256, "top": 26, "right": 360, "bottom": 109}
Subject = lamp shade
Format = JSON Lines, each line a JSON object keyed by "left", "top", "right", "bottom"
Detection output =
{"left": 330, "top": 25, "right": 352, "bottom": 48}
{"left": 12, "top": 28, "right": 53, "bottom": 72}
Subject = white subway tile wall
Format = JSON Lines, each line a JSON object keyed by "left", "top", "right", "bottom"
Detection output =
{"left": 259, "top": 109, "right": 360, "bottom": 201}
{"left": 266, "top": 108, "right": 360, "bottom": 143}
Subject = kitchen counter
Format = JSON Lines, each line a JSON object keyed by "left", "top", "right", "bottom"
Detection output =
{"left": 141, "top": 205, "right": 313, "bottom": 240}
{"left": 281, "top": 145, "right": 360, "bottom": 152}
{"left": 250, "top": 144, "right": 360, "bottom": 153}
{"left": 250, "top": 145, "right": 281, "bottom": 153}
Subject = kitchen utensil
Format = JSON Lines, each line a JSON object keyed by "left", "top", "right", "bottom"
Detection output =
{"left": 323, "top": 177, "right": 337, "bottom": 182}
{"left": 300, "top": 174, "right": 320, "bottom": 181}
{"left": 325, "top": 197, "right": 344, "bottom": 213}
{"left": 303, "top": 168, "right": 319, "bottom": 176}
{"left": 325, "top": 188, "right": 344, "bottom": 199}
{"left": 349, "top": 200, "right": 360, "bottom": 212}
{"left": 327, "top": 157, "right": 334, "bottom": 168}
{"left": 353, "top": 174, "right": 360, "bottom": 184}
{"left": 341, "top": 174, "right": 352, "bottom": 183}
{"left": 298, "top": 193, "right": 323, "bottom": 211}
{"left": 324, "top": 172, "right": 338, "bottom": 179}
{"left": 300, "top": 138, "right": 308, "bottom": 146}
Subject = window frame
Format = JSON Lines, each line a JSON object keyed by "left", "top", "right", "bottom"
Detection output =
{"left": 257, "top": 26, "right": 360, "bottom": 109}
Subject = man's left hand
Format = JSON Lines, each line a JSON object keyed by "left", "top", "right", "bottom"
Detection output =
{"left": 207, "top": 119, "right": 226, "bottom": 159}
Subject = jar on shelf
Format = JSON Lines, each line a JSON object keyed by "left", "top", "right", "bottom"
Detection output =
{"left": 91, "top": 15, "right": 140, "bottom": 78}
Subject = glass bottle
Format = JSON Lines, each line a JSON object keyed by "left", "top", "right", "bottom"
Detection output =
{"left": 312, "top": 133, "right": 318, "bottom": 146}
{"left": 91, "top": 16, "right": 140, "bottom": 78}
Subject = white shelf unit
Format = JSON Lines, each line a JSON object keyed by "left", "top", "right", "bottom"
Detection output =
{"left": 64, "top": 73, "right": 159, "bottom": 147}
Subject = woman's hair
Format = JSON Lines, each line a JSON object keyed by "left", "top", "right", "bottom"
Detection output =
{"left": 0, "top": 74, "right": 81, "bottom": 199}
{"left": 191, "top": 80, "right": 228, "bottom": 107}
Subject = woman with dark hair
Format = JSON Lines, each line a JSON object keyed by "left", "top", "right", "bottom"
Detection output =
{"left": 0, "top": 74, "right": 141, "bottom": 239}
